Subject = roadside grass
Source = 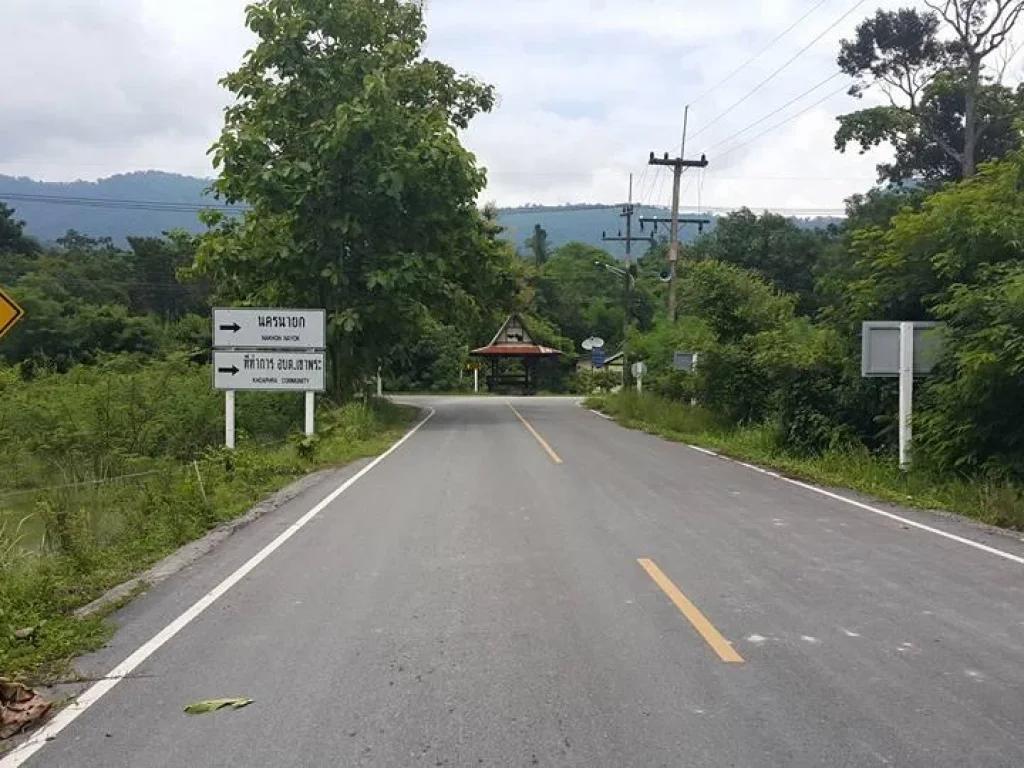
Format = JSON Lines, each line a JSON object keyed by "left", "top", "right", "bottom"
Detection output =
{"left": 0, "top": 358, "right": 414, "bottom": 683}
{"left": 585, "top": 391, "right": 1024, "bottom": 532}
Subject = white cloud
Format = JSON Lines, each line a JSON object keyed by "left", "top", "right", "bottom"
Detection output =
{"left": 0, "top": 0, "right": 913, "bottom": 213}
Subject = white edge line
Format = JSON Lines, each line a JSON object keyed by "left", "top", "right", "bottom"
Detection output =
{"left": 0, "top": 408, "right": 436, "bottom": 768}
{"left": 589, "top": 409, "right": 614, "bottom": 420}
{"left": 686, "top": 444, "right": 1024, "bottom": 567}
{"left": 687, "top": 444, "right": 718, "bottom": 457}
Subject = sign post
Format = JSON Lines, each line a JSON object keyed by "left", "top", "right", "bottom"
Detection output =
{"left": 225, "top": 391, "right": 236, "bottom": 450}
{"left": 474, "top": 367, "right": 479, "bottom": 393}
{"left": 632, "top": 361, "right": 647, "bottom": 393}
{"left": 861, "top": 321, "right": 941, "bottom": 469}
{"left": 213, "top": 308, "right": 327, "bottom": 448}
{"left": 305, "top": 392, "right": 315, "bottom": 437}
{"left": 898, "top": 322, "right": 914, "bottom": 470}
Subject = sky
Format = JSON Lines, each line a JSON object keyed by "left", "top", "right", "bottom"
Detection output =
{"left": 0, "top": 0, "right": 923, "bottom": 215}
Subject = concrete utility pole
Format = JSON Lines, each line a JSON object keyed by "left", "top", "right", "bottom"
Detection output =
{"left": 600, "top": 174, "right": 650, "bottom": 389}
{"left": 649, "top": 107, "right": 709, "bottom": 322}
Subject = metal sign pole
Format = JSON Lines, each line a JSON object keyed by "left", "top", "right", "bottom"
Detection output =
{"left": 474, "top": 368, "right": 479, "bottom": 393}
{"left": 305, "top": 392, "right": 315, "bottom": 436}
{"left": 898, "top": 322, "right": 914, "bottom": 470}
{"left": 377, "top": 367, "right": 383, "bottom": 398}
{"left": 225, "top": 391, "right": 236, "bottom": 449}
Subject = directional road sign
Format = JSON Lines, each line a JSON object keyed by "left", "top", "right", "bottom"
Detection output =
{"left": 213, "top": 308, "right": 326, "bottom": 350}
{"left": 0, "top": 287, "right": 25, "bottom": 342}
{"left": 213, "top": 350, "right": 326, "bottom": 392}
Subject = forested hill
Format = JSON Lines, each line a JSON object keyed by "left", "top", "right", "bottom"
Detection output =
{"left": 0, "top": 171, "right": 842, "bottom": 257}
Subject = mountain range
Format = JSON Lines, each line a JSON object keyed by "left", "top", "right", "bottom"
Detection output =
{"left": 0, "top": 171, "right": 843, "bottom": 258}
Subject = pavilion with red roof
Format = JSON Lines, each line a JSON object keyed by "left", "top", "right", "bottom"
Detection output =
{"left": 471, "top": 313, "right": 562, "bottom": 394}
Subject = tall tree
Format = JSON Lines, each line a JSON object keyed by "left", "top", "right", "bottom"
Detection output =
{"left": 924, "top": 0, "right": 1024, "bottom": 177}
{"left": 836, "top": 6, "right": 1024, "bottom": 182}
{"left": 0, "top": 203, "right": 39, "bottom": 257}
{"left": 195, "top": 0, "right": 499, "bottom": 394}
{"left": 526, "top": 223, "right": 549, "bottom": 266}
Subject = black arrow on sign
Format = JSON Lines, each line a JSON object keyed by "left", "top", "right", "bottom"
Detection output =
{"left": 219, "top": 323, "right": 241, "bottom": 333}
{"left": 218, "top": 366, "right": 239, "bottom": 375}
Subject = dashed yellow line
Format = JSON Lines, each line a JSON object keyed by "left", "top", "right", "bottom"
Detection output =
{"left": 507, "top": 402, "right": 563, "bottom": 465}
{"left": 638, "top": 558, "right": 744, "bottom": 664}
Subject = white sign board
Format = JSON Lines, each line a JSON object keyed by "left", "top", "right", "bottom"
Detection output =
{"left": 861, "top": 321, "right": 941, "bottom": 377}
{"left": 631, "top": 361, "right": 647, "bottom": 377}
{"left": 213, "top": 308, "right": 325, "bottom": 350}
{"left": 213, "top": 350, "right": 326, "bottom": 392}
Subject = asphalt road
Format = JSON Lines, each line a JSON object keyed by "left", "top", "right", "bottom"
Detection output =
{"left": 9, "top": 396, "right": 1024, "bottom": 767}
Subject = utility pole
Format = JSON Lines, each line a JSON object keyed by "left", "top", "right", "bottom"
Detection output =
{"left": 600, "top": 174, "right": 650, "bottom": 389}
{"left": 649, "top": 106, "right": 709, "bottom": 322}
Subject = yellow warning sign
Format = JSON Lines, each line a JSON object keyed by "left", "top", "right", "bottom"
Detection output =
{"left": 0, "top": 286, "right": 25, "bottom": 342}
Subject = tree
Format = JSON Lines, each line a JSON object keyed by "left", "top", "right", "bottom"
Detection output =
{"left": 526, "top": 223, "right": 549, "bottom": 266}
{"left": 533, "top": 242, "right": 649, "bottom": 351}
{"left": 126, "top": 231, "right": 210, "bottom": 320}
{"left": 844, "top": 142, "right": 1024, "bottom": 325}
{"left": 924, "top": 0, "right": 1024, "bottom": 177}
{"left": 836, "top": 6, "right": 1024, "bottom": 182}
{"left": 195, "top": 0, "right": 500, "bottom": 395}
{"left": 688, "top": 208, "right": 828, "bottom": 314}
{"left": 0, "top": 203, "right": 39, "bottom": 257}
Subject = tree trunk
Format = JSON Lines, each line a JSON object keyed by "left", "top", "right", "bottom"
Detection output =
{"left": 963, "top": 55, "right": 981, "bottom": 178}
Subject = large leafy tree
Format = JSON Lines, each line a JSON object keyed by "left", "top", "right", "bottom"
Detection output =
{"left": 688, "top": 208, "right": 828, "bottom": 315}
{"left": 195, "top": 0, "right": 503, "bottom": 394}
{"left": 836, "top": 6, "right": 1024, "bottom": 182}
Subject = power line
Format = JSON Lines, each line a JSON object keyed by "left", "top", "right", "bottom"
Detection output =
{"left": 0, "top": 192, "right": 248, "bottom": 213}
{"left": 689, "top": 0, "right": 869, "bottom": 142}
{"left": 715, "top": 81, "right": 852, "bottom": 163}
{"left": 701, "top": 72, "right": 847, "bottom": 153}
{"left": 689, "top": 0, "right": 834, "bottom": 106}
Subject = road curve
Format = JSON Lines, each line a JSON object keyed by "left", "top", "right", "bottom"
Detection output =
{"left": 10, "top": 396, "right": 1024, "bottom": 767}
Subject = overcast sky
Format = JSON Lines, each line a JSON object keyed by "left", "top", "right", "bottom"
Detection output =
{"left": 0, "top": 0, "right": 923, "bottom": 214}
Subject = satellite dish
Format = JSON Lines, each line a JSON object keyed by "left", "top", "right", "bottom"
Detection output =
{"left": 581, "top": 336, "right": 605, "bottom": 351}
{"left": 659, "top": 270, "right": 671, "bottom": 282}
{"left": 592, "top": 337, "right": 605, "bottom": 349}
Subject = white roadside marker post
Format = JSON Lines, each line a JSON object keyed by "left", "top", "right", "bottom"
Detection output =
{"left": 898, "top": 321, "right": 914, "bottom": 470}
{"left": 225, "top": 391, "right": 236, "bottom": 449}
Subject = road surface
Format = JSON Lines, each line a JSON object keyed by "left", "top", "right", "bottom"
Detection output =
{"left": 7, "top": 396, "right": 1024, "bottom": 767}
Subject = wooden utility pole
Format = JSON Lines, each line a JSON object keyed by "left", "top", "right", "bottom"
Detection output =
{"left": 649, "top": 107, "right": 709, "bottom": 322}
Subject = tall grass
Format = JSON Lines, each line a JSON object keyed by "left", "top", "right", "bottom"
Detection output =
{"left": 0, "top": 357, "right": 414, "bottom": 681}
{"left": 586, "top": 391, "right": 1024, "bottom": 531}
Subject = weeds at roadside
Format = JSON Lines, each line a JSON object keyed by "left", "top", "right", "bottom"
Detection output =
{"left": 0, "top": 360, "right": 414, "bottom": 682}
{"left": 585, "top": 391, "right": 1024, "bottom": 532}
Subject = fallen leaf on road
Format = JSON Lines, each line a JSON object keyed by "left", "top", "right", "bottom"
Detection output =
{"left": 183, "top": 697, "right": 253, "bottom": 715}
{"left": 0, "top": 678, "right": 52, "bottom": 740}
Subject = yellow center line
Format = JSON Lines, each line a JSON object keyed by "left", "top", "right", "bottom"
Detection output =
{"left": 507, "top": 402, "right": 563, "bottom": 465}
{"left": 638, "top": 558, "right": 744, "bottom": 664}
